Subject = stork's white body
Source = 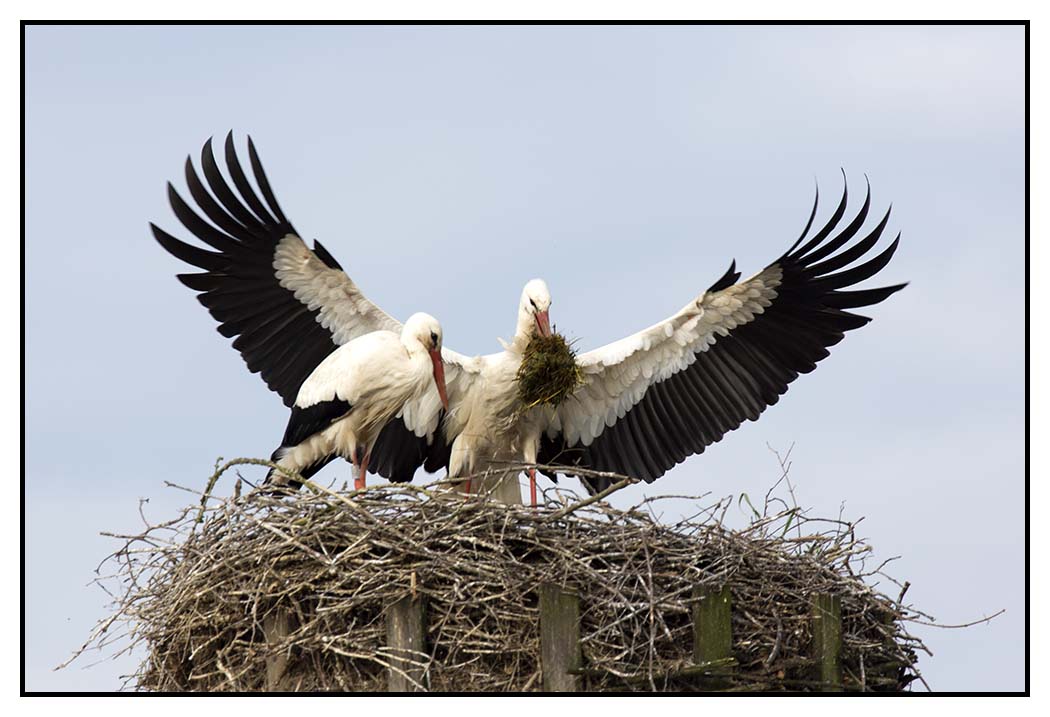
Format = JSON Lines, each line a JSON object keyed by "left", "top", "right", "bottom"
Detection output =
{"left": 442, "top": 348, "right": 548, "bottom": 503}
{"left": 271, "top": 315, "right": 447, "bottom": 485}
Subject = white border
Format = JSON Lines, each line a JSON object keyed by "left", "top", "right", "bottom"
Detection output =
{"left": 8, "top": 4, "right": 1039, "bottom": 712}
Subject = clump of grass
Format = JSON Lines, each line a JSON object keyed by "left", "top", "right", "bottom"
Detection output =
{"left": 516, "top": 331, "right": 584, "bottom": 409}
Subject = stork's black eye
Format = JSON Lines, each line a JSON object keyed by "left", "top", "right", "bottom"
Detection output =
{"left": 529, "top": 298, "right": 537, "bottom": 309}
{"left": 430, "top": 331, "right": 438, "bottom": 346}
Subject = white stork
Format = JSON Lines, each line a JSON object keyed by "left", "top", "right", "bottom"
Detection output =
{"left": 152, "top": 133, "right": 905, "bottom": 504}
{"left": 151, "top": 133, "right": 553, "bottom": 503}
{"left": 266, "top": 313, "right": 449, "bottom": 491}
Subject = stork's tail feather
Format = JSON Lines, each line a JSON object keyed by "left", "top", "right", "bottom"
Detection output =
{"left": 265, "top": 446, "right": 302, "bottom": 491}
{"left": 265, "top": 445, "right": 338, "bottom": 493}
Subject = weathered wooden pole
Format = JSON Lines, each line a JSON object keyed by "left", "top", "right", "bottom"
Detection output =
{"left": 692, "top": 584, "right": 734, "bottom": 689}
{"left": 263, "top": 608, "right": 293, "bottom": 691}
{"left": 810, "top": 593, "right": 843, "bottom": 691}
{"left": 386, "top": 595, "right": 428, "bottom": 692}
{"left": 538, "top": 583, "right": 582, "bottom": 692}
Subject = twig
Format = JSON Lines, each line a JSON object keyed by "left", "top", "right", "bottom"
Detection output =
{"left": 544, "top": 476, "right": 638, "bottom": 522}
{"left": 904, "top": 609, "right": 1006, "bottom": 629}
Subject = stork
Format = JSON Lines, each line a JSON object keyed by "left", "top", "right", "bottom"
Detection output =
{"left": 152, "top": 133, "right": 905, "bottom": 504}
{"left": 151, "top": 133, "right": 553, "bottom": 503}
{"left": 267, "top": 313, "right": 449, "bottom": 491}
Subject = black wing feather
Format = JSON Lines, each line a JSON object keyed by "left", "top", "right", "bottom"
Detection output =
{"left": 184, "top": 156, "right": 262, "bottom": 244}
{"left": 707, "top": 260, "right": 740, "bottom": 293}
{"left": 312, "top": 239, "right": 345, "bottom": 271}
{"left": 151, "top": 223, "right": 225, "bottom": 271}
{"left": 787, "top": 170, "right": 849, "bottom": 260}
{"left": 223, "top": 132, "right": 280, "bottom": 227}
{"left": 799, "top": 178, "right": 871, "bottom": 265}
{"left": 201, "top": 137, "right": 270, "bottom": 233}
{"left": 369, "top": 420, "right": 431, "bottom": 483}
{"left": 281, "top": 399, "right": 353, "bottom": 449}
{"left": 248, "top": 136, "right": 291, "bottom": 226}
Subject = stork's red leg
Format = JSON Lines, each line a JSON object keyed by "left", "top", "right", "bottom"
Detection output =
{"left": 355, "top": 450, "right": 370, "bottom": 491}
{"left": 464, "top": 478, "right": 472, "bottom": 495}
{"left": 529, "top": 468, "right": 538, "bottom": 507}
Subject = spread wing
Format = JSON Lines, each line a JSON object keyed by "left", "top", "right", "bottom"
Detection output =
{"left": 151, "top": 132, "right": 400, "bottom": 407}
{"left": 152, "top": 132, "right": 478, "bottom": 481}
{"left": 538, "top": 178, "right": 906, "bottom": 493}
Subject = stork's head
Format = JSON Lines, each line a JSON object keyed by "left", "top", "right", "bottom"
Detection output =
{"left": 519, "top": 278, "right": 552, "bottom": 338}
{"left": 403, "top": 312, "right": 449, "bottom": 410}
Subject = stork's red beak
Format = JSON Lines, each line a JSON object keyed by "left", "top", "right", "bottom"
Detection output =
{"left": 430, "top": 349, "right": 449, "bottom": 410}
{"left": 535, "top": 309, "right": 552, "bottom": 338}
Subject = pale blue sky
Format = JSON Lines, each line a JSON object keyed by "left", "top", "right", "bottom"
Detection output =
{"left": 25, "top": 24, "right": 1025, "bottom": 692}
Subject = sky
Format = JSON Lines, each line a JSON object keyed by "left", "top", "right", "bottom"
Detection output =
{"left": 23, "top": 24, "right": 1025, "bottom": 692}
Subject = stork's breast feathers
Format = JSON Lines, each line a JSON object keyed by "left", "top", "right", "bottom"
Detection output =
{"left": 397, "top": 373, "right": 446, "bottom": 439}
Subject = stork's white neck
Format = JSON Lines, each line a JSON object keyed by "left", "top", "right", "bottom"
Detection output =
{"left": 401, "top": 332, "right": 427, "bottom": 356}
{"left": 510, "top": 303, "right": 538, "bottom": 352}
{"left": 507, "top": 278, "right": 551, "bottom": 353}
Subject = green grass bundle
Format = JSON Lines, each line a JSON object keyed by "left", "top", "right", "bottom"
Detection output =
{"left": 517, "top": 332, "right": 584, "bottom": 409}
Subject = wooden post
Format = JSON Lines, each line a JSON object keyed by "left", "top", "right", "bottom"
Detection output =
{"left": 692, "top": 584, "right": 733, "bottom": 689}
{"left": 263, "top": 608, "right": 292, "bottom": 692}
{"left": 539, "top": 583, "right": 582, "bottom": 692}
{"left": 386, "top": 595, "right": 428, "bottom": 692}
{"left": 810, "top": 593, "right": 843, "bottom": 691}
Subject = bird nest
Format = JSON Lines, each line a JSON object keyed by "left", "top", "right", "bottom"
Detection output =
{"left": 516, "top": 332, "right": 584, "bottom": 408}
{"left": 71, "top": 460, "right": 929, "bottom": 692}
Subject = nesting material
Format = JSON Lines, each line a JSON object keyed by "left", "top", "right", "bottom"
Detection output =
{"left": 516, "top": 332, "right": 584, "bottom": 409}
{"left": 76, "top": 473, "right": 927, "bottom": 692}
